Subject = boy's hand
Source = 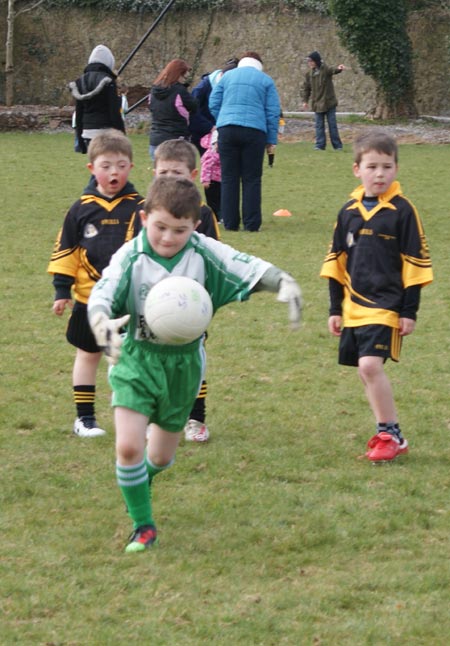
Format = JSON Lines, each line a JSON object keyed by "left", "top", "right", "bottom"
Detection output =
{"left": 52, "top": 299, "right": 73, "bottom": 316}
{"left": 399, "top": 317, "right": 415, "bottom": 336}
{"left": 277, "top": 272, "right": 302, "bottom": 329}
{"left": 90, "top": 312, "right": 130, "bottom": 365}
{"left": 328, "top": 315, "right": 342, "bottom": 337}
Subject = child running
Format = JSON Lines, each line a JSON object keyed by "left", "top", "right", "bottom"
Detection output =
{"left": 153, "top": 138, "right": 219, "bottom": 442}
{"left": 87, "top": 175, "right": 302, "bottom": 552}
{"left": 320, "top": 131, "right": 433, "bottom": 462}
{"left": 48, "top": 129, "right": 143, "bottom": 437}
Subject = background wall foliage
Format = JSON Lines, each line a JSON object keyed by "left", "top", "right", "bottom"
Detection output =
{"left": 1, "top": 3, "right": 449, "bottom": 116}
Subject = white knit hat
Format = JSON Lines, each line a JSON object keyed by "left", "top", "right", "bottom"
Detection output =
{"left": 88, "top": 45, "right": 115, "bottom": 71}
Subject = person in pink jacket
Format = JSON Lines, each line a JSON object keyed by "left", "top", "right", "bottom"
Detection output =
{"left": 200, "top": 129, "right": 222, "bottom": 222}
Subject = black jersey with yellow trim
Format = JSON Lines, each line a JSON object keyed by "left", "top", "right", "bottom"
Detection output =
{"left": 197, "top": 203, "right": 220, "bottom": 240}
{"left": 48, "top": 181, "right": 143, "bottom": 304}
{"left": 320, "top": 181, "right": 433, "bottom": 328}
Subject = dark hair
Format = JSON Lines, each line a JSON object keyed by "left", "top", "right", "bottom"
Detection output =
{"left": 153, "top": 59, "right": 191, "bottom": 87}
{"left": 143, "top": 176, "right": 201, "bottom": 222}
{"left": 353, "top": 130, "right": 398, "bottom": 164}
{"left": 224, "top": 56, "right": 239, "bottom": 70}
{"left": 88, "top": 128, "right": 133, "bottom": 162}
{"left": 240, "top": 51, "right": 263, "bottom": 64}
{"left": 154, "top": 139, "right": 197, "bottom": 173}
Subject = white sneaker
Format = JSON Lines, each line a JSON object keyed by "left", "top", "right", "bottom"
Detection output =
{"left": 73, "top": 416, "right": 106, "bottom": 438}
{"left": 184, "top": 419, "right": 210, "bottom": 442}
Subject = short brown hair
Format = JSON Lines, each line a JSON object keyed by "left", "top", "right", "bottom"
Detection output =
{"left": 353, "top": 130, "right": 398, "bottom": 165}
{"left": 88, "top": 129, "right": 133, "bottom": 163}
{"left": 143, "top": 176, "right": 201, "bottom": 222}
{"left": 154, "top": 139, "right": 197, "bottom": 173}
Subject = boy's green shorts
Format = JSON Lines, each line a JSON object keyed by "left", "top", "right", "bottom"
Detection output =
{"left": 109, "top": 336, "right": 206, "bottom": 432}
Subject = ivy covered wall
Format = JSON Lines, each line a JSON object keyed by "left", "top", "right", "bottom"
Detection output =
{"left": 1, "top": 4, "right": 449, "bottom": 115}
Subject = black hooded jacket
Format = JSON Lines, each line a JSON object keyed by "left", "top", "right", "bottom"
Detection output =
{"left": 149, "top": 82, "right": 197, "bottom": 147}
{"left": 69, "top": 62, "right": 124, "bottom": 153}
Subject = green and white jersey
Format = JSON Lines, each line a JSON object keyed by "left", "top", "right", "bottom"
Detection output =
{"left": 88, "top": 229, "right": 272, "bottom": 345}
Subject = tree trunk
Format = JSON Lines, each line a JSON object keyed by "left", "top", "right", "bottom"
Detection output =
{"left": 5, "top": 0, "right": 15, "bottom": 106}
{"left": 366, "top": 86, "right": 418, "bottom": 120}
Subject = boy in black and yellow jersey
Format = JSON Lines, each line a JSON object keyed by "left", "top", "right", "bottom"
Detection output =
{"left": 320, "top": 131, "right": 433, "bottom": 462}
{"left": 48, "top": 129, "right": 143, "bottom": 437}
{"left": 152, "top": 139, "right": 220, "bottom": 443}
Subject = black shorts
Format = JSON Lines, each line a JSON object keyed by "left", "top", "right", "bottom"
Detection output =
{"left": 66, "top": 301, "right": 101, "bottom": 353}
{"left": 338, "top": 324, "right": 402, "bottom": 367}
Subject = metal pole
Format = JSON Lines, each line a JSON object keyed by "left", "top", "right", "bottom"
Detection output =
{"left": 125, "top": 93, "right": 150, "bottom": 115}
{"left": 117, "top": 0, "right": 177, "bottom": 76}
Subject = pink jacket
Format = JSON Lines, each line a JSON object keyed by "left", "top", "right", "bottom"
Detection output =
{"left": 200, "top": 132, "right": 221, "bottom": 184}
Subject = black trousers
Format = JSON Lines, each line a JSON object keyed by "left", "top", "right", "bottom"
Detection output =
{"left": 204, "top": 181, "right": 221, "bottom": 221}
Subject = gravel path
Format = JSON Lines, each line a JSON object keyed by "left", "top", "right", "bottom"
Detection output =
{"left": 2, "top": 104, "right": 450, "bottom": 144}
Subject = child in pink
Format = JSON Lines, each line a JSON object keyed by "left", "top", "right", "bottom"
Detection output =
{"left": 200, "top": 129, "right": 222, "bottom": 223}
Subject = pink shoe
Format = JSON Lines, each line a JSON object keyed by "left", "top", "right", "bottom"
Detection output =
{"left": 366, "top": 432, "right": 408, "bottom": 462}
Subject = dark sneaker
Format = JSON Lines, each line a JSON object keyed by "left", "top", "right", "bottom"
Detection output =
{"left": 366, "top": 432, "right": 408, "bottom": 463}
{"left": 73, "top": 416, "right": 106, "bottom": 438}
{"left": 125, "top": 525, "right": 158, "bottom": 553}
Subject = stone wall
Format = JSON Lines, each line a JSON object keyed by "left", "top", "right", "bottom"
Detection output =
{"left": 1, "top": 6, "right": 449, "bottom": 115}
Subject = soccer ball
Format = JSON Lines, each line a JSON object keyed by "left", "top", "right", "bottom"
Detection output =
{"left": 144, "top": 276, "right": 213, "bottom": 345}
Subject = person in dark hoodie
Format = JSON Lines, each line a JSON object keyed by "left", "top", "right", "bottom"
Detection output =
{"left": 69, "top": 45, "right": 125, "bottom": 154}
{"left": 148, "top": 58, "right": 197, "bottom": 160}
{"left": 188, "top": 56, "right": 239, "bottom": 156}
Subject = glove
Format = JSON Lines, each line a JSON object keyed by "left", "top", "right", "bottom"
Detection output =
{"left": 277, "top": 272, "right": 302, "bottom": 330}
{"left": 90, "top": 312, "right": 130, "bottom": 365}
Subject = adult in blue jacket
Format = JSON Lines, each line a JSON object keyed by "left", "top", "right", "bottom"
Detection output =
{"left": 209, "top": 51, "right": 280, "bottom": 232}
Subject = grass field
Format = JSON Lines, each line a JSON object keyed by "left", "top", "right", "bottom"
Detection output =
{"left": 1, "top": 131, "right": 450, "bottom": 645}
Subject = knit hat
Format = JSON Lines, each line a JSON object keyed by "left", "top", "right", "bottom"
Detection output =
{"left": 88, "top": 45, "right": 115, "bottom": 71}
{"left": 307, "top": 51, "right": 322, "bottom": 67}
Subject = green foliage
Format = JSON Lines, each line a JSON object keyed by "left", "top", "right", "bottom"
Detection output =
{"left": 2, "top": 129, "right": 450, "bottom": 643}
{"left": 44, "top": 0, "right": 329, "bottom": 12}
{"left": 45, "top": 0, "right": 225, "bottom": 10}
{"left": 330, "top": 0, "right": 416, "bottom": 112}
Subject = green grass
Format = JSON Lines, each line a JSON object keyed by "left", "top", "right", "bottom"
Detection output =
{"left": 1, "top": 132, "right": 450, "bottom": 645}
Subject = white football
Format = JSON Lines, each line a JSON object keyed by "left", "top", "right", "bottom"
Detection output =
{"left": 144, "top": 276, "right": 213, "bottom": 345}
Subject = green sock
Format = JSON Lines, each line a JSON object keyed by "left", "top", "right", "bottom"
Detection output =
{"left": 116, "top": 460, "right": 153, "bottom": 530}
{"left": 145, "top": 455, "right": 174, "bottom": 481}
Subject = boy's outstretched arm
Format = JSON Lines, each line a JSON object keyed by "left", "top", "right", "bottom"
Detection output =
{"left": 254, "top": 267, "right": 302, "bottom": 330}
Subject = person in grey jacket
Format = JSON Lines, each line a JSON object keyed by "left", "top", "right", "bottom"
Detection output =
{"left": 209, "top": 51, "right": 280, "bottom": 232}
{"left": 302, "top": 51, "right": 345, "bottom": 151}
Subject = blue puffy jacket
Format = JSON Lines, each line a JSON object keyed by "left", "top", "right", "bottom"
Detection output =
{"left": 208, "top": 66, "right": 280, "bottom": 145}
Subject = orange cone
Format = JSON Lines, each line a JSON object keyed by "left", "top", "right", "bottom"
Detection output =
{"left": 273, "top": 209, "right": 292, "bottom": 217}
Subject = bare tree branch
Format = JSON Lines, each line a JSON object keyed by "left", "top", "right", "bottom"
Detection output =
{"left": 16, "top": 0, "right": 46, "bottom": 17}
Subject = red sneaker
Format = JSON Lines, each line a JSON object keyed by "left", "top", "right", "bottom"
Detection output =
{"left": 366, "top": 432, "right": 408, "bottom": 462}
{"left": 125, "top": 525, "right": 158, "bottom": 553}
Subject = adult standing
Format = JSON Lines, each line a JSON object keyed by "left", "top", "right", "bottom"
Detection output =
{"left": 209, "top": 51, "right": 280, "bottom": 232}
{"left": 148, "top": 59, "right": 197, "bottom": 160}
{"left": 301, "top": 50, "right": 345, "bottom": 151}
{"left": 69, "top": 45, "right": 124, "bottom": 154}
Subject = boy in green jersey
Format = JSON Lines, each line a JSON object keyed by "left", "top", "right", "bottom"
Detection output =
{"left": 88, "top": 175, "right": 302, "bottom": 552}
